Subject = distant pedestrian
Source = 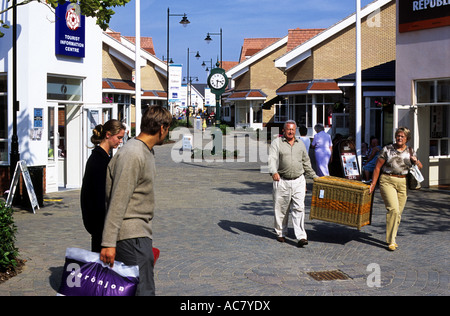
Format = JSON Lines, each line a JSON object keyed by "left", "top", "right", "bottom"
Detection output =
{"left": 100, "top": 105, "right": 172, "bottom": 296}
{"left": 80, "top": 120, "right": 126, "bottom": 252}
{"left": 370, "top": 127, "right": 423, "bottom": 251}
{"left": 363, "top": 137, "right": 381, "bottom": 181}
{"left": 311, "top": 123, "right": 332, "bottom": 176}
{"left": 298, "top": 124, "right": 310, "bottom": 153}
{"left": 268, "top": 120, "right": 318, "bottom": 247}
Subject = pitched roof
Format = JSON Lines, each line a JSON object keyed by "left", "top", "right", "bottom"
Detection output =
{"left": 227, "top": 36, "right": 288, "bottom": 78}
{"left": 275, "top": 0, "right": 394, "bottom": 71}
{"left": 227, "top": 28, "right": 325, "bottom": 79}
{"left": 221, "top": 61, "right": 239, "bottom": 72}
{"left": 123, "top": 36, "right": 156, "bottom": 56}
{"left": 239, "top": 38, "right": 281, "bottom": 62}
{"left": 287, "top": 28, "right": 325, "bottom": 51}
{"left": 103, "top": 29, "right": 168, "bottom": 79}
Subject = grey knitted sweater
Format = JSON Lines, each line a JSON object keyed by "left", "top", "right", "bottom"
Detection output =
{"left": 101, "top": 138, "right": 156, "bottom": 248}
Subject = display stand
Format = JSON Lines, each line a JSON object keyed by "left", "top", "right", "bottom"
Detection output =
{"left": 338, "top": 139, "right": 361, "bottom": 181}
{"left": 6, "top": 161, "right": 40, "bottom": 214}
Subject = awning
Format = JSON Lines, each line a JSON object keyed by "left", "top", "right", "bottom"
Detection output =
{"left": 225, "top": 89, "right": 267, "bottom": 100}
{"left": 102, "top": 78, "right": 135, "bottom": 94}
{"left": 276, "top": 80, "right": 342, "bottom": 95}
{"left": 142, "top": 90, "right": 167, "bottom": 100}
{"left": 102, "top": 78, "right": 168, "bottom": 100}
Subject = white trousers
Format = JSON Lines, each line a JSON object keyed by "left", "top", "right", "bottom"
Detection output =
{"left": 273, "top": 175, "right": 307, "bottom": 240}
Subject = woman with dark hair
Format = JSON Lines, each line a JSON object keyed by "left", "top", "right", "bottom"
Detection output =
{"left": 80, "top": 119, "right": 126, "bottom": 252}
{"left": 370, "top": 127, "right": 423, "bottom": 251}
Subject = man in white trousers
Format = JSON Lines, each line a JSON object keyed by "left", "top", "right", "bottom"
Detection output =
{"left": 268, "top": 120, "right": 318, "bottom": 247}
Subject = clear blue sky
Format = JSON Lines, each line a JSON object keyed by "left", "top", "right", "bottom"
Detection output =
{"left": 108, "top": 0, "right": 374, "bottom": 83}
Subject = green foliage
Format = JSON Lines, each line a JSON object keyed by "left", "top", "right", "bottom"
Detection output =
{"left": 0, "top": 200, "right": 19, "bottom": 270}
{"left": 0, "top": 0, "right": 131, "bottom": 38}
{"left": 47, "top": 0, "right": 132, "bottom": 30}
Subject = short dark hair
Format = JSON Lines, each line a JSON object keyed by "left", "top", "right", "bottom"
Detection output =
{"left": 299, "top": 125, "right": 307, "bottom": 136}
{"left": 141, "top": 105, "right": 172, "bottom": 135}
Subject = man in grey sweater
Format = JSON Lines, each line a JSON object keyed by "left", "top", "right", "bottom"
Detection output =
{"left": 268, "top": 120, "right": 318, "bottom": 248}
{"left": 100, "top": 106, "right": 172, "bottom": 296}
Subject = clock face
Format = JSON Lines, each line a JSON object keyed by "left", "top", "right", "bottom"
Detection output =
{"left": 209, "top": 73, "right": 226, "bottom": 90}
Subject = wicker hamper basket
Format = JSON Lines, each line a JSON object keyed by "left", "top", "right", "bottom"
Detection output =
{"left": 310, "top": 176, "right": 373, "bottom": 229}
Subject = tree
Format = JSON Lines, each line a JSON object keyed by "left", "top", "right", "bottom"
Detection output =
{"left": 0, "top": 0, "right": 131, "bottom": 37}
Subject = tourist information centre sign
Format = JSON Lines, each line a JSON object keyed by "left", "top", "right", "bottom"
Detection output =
{"left": 55, "top": 1, "right": 86, "bottom": 58}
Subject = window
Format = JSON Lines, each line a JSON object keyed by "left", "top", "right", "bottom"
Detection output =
{"left": 417, "top": 79, "right": 450, "bottom": 157}
{"left": 430, "top": 105, "right": 449, "bottom": 157}
{"left": 416, "top": 79, "right": 450, "bottom": 104}
{"left": 290, "top": 95, "right": 312, "bottom": 127}
{"left": 274, "top": 99, "right": 289, "bottom": 123}
{"left": 315, "top": 94, "right": 341, "bottom": 128}
{"left": 253, "top": 103, "right": 262, "bottom": 123}
{"left": 0, "top": 74, "right": 7, "bottom": 163}
{"left": 47, "top": 75, "right": 83, "bottom": 101}
{"left": 103, "top": 93, "right": 131, "bottom": 123}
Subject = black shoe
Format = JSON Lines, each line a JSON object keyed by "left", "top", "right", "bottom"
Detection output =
{"left": 297, "top": 239, "right": 308, "bottom": 247}
{"left": 276, "top": 236, "right": 286, "bottom": 243}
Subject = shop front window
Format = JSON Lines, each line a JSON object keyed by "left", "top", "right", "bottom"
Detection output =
{"left": 291, "top": 95, "right": 312, "bottom": 128}
{"left": 237, "top": 103, "right": 248, "bottom": 125}
{"left": 0, "top": 74, "right": 7, "bottom": 163}
{"left": 274, "top": 100, "right": 288, "bottom": 123}
{"left": 103, "top": 93, "right": 131, "bottom": 124}
{"left": 315, "top": 94, "right": 342, "bottom": 128}
{"left": 430, "top": 105, "right": 449, "bottom": 157}
{"left": 253, "top": 104, "right": 262, "bottom": 123}
{"left": 416, "top": 79, "right": 450, "bottom": 157}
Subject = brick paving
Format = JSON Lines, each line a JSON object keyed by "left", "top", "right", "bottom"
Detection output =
{"left": 0, "top": 132, "right": 449, "bottom": 296}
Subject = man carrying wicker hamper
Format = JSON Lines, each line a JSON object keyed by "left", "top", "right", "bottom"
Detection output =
{"left": 269, "top": 120, "right": 318, "bottom": 247}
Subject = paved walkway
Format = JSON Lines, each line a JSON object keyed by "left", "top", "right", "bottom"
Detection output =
{"left": 1, "top": 133, "right": 449, "bottom": 296}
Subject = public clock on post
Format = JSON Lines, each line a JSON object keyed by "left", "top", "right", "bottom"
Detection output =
{"left": 209, "top": 72, "right": 227, "bottom": 90}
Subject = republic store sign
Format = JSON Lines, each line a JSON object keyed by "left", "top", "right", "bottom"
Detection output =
{"left": 399, "top": 0, "right": 450, "bottom": 32}
{"left": 55, "top": 2, "right": 86, "bottom": 58}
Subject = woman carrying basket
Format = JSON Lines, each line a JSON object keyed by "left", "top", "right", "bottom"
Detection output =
{"left": 369, "top": 127, "right": 422, "bottom": 251}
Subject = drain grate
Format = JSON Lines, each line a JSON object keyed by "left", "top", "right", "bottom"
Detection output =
{"left": 307, "top": 270, "right": 351, "bottom": 281}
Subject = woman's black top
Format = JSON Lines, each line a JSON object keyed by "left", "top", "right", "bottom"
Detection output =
{"left": 80, "top": 146, "right": 111, "bottom": 238}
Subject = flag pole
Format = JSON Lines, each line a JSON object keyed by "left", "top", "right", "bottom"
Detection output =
{"left": 135, "top": 0, "right": 141, "bottom": 135}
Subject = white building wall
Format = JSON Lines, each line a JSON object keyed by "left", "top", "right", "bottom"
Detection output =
{"left": 1, "top": 0, "right": 102, "bottom": 190}
{"left": 396, "top": 4, "right": 450, "bottom": 187}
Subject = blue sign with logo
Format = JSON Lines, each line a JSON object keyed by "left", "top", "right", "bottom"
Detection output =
{"left": 55, "top": 2, "right": 85, "bottom": 58}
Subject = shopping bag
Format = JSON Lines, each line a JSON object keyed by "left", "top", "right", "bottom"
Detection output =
{"left": 57, "top": 248, "right": 139, "bottom": 296}
{"left": 408, "top": 164, "right": 424, "bottom": 190}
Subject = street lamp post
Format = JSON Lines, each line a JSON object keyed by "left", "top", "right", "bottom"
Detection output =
{"left": 201, "top": 59, "right": 214, "bottom": 72}
{"left": 355, "top": 0, "right": 362, "bottom": 170}
{"left": 10, "top": 0, "right": 20, "bottom": 186}
{"left": 204, "top": 28, "right": 222, "bottom": 68}
{"left": 201, "top": 59, "right": 214, "bottom": 81}
{"left": 184, "top": 76, "right": 199, "bottom": 118}
{"left": 186, "top": 48, "right": 200, "bottom": 127}
{"left": 167, "top": 8, "right": 190, "bottom": 110}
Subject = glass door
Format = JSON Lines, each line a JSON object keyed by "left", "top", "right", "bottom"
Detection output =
{"left": 82, "top": 105, "right": 115, "bottom": 173}
{"left": 47, "top": 104, "right": 67, "bottom": 192}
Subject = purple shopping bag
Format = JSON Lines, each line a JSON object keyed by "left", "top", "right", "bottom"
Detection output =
{"left": 57, "top": 248, "right": 139, "bottom": 296}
